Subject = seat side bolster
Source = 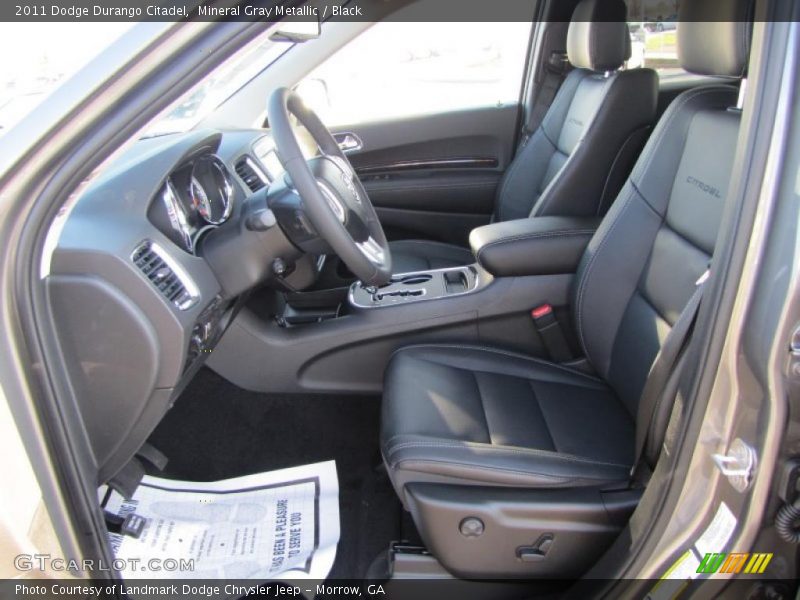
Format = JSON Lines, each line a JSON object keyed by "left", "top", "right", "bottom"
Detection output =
{"left": 383, "top": 435, "right": 631, "bottom": 505}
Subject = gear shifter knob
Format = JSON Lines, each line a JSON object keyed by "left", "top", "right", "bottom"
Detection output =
{"left": 360, "top": 283, "right": 378, "bottom": 297}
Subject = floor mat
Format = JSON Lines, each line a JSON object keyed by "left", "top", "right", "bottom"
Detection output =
{"left": 105, "top": 462, "right": 340, "bottom": 580}
{"left": 147, "top": 367, "right": 403, "bottom": 579}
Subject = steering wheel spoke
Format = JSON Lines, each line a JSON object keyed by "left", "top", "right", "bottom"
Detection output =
{"left": 316, "top": 179, "right": 346, "bottom": 224}
{"left": 267, "top": 88, "right": 392, "bottom": 286}
{"left": 356, "top": 236, "right": 387, "bottom": 267}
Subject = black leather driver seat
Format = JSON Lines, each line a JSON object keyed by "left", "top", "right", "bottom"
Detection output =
{"left": 390, "top": 0, "right": 658, "bottom": 273}
{"left": 381, "top": 0, "right": 752, "bottom": 578}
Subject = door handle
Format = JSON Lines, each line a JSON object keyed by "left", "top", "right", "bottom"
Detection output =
{"left": 333, "top": 132, "right": 363, "bottom": 152}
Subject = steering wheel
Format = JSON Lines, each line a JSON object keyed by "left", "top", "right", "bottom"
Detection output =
{"left": 267, "top": 87, "right": 392, "bottom": 287}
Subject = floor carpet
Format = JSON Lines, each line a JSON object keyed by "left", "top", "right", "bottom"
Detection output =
{"left": 146, "top": 367, "right": 407, "bottom": 578}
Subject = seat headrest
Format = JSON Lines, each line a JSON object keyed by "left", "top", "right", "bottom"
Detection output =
{"left": 678, "top": 0, "right": 754, "bottom": 77}
{"left": 567, "top": 0, "right": 629, "bottom": 72}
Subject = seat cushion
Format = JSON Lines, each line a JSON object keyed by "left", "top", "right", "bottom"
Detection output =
{"left": 381, "top": 345, "right": 634, "bottom": 504}
{"left": 389, "top": 239, "right": 474, "bottom": 273}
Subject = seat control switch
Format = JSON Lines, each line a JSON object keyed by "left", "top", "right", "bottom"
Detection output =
{"left": 459, "top": 517, "right": 485, "bottom": 538}
{"left": 516, "top": 534, "right": 554, "bottom": 562}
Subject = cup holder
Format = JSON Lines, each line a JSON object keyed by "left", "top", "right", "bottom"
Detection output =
{"left": 396, "top": 274, "right": 432, "bottom": 285}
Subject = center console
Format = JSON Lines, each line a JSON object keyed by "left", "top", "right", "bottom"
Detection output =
{"left": 348, "top": 216, "right": 602, "bottom": 310}
{"left": 349, "top": 265, "right": 488, "bottom": 309}
{"left": 210, "top": 216, "right": 601, "bottom": 394}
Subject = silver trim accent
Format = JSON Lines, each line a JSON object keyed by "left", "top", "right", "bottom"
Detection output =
{"left": 712, "top": 438, "right": 757, "bottom": 493}
{"left": 334, "top": 132, "right": 363, "bottom": 152}
{"left": 316, "top": 179, "right": 346, "bottom": 224}
{"left": 191, "top": 155, "right": 235, "bottom": 225}
{"left": 356, "top": 236, "right": 385, "bottom": 266}
{"left": 162, "top": 179, "right": 193, "bottom": 253}
{"left": 355, "top": 157, "right": 498, "bottom": 175}
{"left": 131, "top": 241, "right": 200, "bottom": 311}
{"left": 327, "top": 154, "right": 361, "bottom": 203}
{"left": 736, "top": 78, "right": 748, "bottom": 111}
{"left": 791, "top": 324, "right": 800, "bottom": 357}
{"left": 241, "top": 156, "right": 270, "bottom": 187}
{"left": 348, "top": 265, "right": 483, "bottom": 309}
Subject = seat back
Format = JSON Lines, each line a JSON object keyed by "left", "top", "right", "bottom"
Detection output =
{"left": 572, "top": 0, "right": 753, "bottom": 460}
{"left": 494, "top": 0, "right": 657, "bottom": 222}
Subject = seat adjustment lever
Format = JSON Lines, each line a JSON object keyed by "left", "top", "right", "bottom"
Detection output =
{"left": 516, "top": 533, "right": 554, "bottom": 562}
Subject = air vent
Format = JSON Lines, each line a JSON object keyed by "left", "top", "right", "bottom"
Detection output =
{"left": 132, "top": 241, "right": 199, "bottom": 311}
{"left": 235, "top": 156, "right": 268, "bottom": 193}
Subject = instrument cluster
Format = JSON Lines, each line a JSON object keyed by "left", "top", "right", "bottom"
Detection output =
{"left": 150, "top": 154, "right": 234, "bottom": 254}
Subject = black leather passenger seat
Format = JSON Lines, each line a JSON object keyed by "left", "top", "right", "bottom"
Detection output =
{"left": 380, "top": 0, "right": 752, "bottom": 579}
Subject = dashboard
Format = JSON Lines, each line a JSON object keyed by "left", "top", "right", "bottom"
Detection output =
{"left": 46, "top": 127, "right": 302, "bottom": 483}
{"left": 144, "top": 125, "right": 315, "bottom": 256}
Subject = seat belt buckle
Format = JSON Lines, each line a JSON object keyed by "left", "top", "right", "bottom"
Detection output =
{"left": 531, "top": 304, "right": 573, "bottom": 363}
{"left": 531, "top": 303, "right": 557, "bottom": 325}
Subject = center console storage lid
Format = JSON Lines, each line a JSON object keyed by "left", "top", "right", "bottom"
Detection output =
{"left": 469, "top": 216, "right": 600, "bottom": 277}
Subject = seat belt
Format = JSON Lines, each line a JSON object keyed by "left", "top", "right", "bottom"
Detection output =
{"left": 629, "top": 269, "right": 710, "bottom": 481}
{"left": 519, "top": 52, "right": 571, "bottom": 149}
{"left": 524, "top": 52, "right": 570, "bottom": 142}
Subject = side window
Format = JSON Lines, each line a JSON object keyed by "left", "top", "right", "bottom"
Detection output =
{"left": 297, "top": 22, "right": 532, "bottom": 127}
{"left": 626, "top": 1, "right": 685, "bottom": 77}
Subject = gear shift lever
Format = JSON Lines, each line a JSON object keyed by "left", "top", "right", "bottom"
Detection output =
{"left": 360, "top": 282, "right": 378, "bottom": 300}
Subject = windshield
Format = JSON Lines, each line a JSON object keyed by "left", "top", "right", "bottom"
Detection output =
{"left": 0, "top": 22, "right": 134, "bottom": 140}
{"left": 0, "top": 22, "right": 293, "bottom": 141}
{"left": 142, "top": 36, "right": 292, "bottom": 138}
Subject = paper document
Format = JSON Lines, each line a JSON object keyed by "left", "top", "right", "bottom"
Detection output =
{"left": 104, "top": 460, "right": 339, "bottom": 581}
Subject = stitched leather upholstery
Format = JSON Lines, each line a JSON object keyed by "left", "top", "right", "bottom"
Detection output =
{"left": 389, "top": 0, "right": 657, "bottom": 273}
{"left": 468, "top": 216, "right": 600, "bottom": 277}
{"left": 382, "top": 0, "right": 751, "bottom": 506}
{"left": 383, "top": 345, "right": 634, "bottom": 498}
{"left": 574, "top": 88, "right": 740, "bottom": 421}
{"left": 496, "top": 67, "right": 656, "bottom": 222}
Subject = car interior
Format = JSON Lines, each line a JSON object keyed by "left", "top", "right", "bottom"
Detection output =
{"left": 40, "top": 0, "right": 760, "bottom": 588}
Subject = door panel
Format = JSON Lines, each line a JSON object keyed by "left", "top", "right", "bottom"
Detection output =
{"left": 364, "top": 171, "right": 499, "bottom": 214}
{"left": 374, "top": 207, "right": 493, "bottom": 247}
{"left": 332, "top": 104, "right": 520, "bottom": 244}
